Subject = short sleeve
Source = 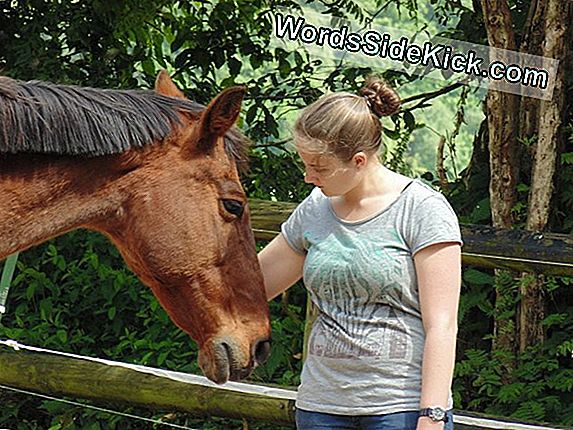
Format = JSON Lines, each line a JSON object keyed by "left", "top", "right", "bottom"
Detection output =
{"left": 404, "top": 194, "right": 463, "bottom": 255}
{"left": 280, "top": 196, "right": 312, "bottom": 255}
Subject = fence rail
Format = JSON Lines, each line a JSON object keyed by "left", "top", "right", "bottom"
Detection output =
{"left": 0, "top": 342, "right": 570, "bottom": 430}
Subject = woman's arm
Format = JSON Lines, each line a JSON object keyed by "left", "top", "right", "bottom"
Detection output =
{"left": 414, "top": 242, "right": 462, "bottom": 430}
{"left": 258, "top": 233, "right": 305, "bottom": 301}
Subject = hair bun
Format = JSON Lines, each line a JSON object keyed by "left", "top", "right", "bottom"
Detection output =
{"left": 360, "top": 77, "right": 401, "bottom": 117}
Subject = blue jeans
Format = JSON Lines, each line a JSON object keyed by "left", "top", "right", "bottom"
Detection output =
{"left": 295, "top": 408, "right": 455, "bottom": 430}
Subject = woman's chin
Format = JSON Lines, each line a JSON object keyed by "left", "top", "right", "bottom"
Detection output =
{"left": 319, "top": 187, "right": 339, "bottom": 197}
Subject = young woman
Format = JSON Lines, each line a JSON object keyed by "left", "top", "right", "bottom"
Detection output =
{"left": 258, "top": 77, "right": 462, "bottom": 430}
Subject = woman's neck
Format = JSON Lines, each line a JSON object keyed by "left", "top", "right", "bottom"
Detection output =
{"left": 329, "top": 164, "right": 412, "bottom": 222}
{"left": 344, "top": 163, "right": 404, "bottom": 203}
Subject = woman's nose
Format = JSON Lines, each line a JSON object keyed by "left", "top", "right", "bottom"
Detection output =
{"left": 303, "top": 171, "right": 316, "bottom": 184}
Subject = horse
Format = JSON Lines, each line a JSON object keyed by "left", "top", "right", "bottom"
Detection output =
{"left": 0, "top": 71, "right": 271, "bottom": 384}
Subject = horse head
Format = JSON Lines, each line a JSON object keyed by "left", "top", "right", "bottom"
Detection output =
{"left": 103, "top": 72, "right": 271, "bottom": 383}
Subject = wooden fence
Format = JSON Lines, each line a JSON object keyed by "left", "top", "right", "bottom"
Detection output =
{"left": 0, "top": 341, "right": 570, "bottom": 430}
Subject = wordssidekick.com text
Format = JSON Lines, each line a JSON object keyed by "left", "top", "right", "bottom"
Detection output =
{"left": 273, "top": 12, "right": 551, "bottom": 92}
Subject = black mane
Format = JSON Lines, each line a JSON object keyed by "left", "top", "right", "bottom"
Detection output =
{"left": 0, "top": 77, "right": 249, "bottom": 165}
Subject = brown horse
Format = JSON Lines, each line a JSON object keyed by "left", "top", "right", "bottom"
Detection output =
{"left": 0, "top": 71, "right": 271, "bottom": 384}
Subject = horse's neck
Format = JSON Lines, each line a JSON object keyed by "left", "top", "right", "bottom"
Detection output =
{"left": 0, "top": 155, "right": 124, "bottom": 259}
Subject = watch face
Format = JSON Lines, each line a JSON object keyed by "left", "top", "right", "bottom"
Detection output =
{"left": 429, "top": 407, "right": 446, "bottom": 421}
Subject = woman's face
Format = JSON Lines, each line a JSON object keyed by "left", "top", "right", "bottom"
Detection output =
{"left": 297, "top": 149, "right": 365, "bottom": 197}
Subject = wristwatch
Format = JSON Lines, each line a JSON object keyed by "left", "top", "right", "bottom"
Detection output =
{"left": 419, "top": 406, "right": 449, "bottom": 423}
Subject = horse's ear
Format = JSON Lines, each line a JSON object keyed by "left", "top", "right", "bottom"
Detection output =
{"left": 191, "top": 86, "right": 246, "bottom": 153}
{"left": 155, "top": 70, "right": 186, "bottom": 99}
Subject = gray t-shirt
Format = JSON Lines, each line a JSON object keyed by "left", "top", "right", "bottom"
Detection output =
{"left": 281, "top": 179, "right": 462, "bottom": 415}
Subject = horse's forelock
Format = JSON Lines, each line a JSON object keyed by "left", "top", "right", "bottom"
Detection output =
{"left": 224, "top": 126, "right": 251, "bottom": 176}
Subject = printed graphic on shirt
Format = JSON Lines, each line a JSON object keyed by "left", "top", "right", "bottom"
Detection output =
{"left": 303, "top": 230, "right": 414, "bottom": 360}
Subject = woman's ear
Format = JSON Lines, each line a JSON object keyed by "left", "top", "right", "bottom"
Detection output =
{"left": 352, "top": 151, "right": 368, "bottom": 169}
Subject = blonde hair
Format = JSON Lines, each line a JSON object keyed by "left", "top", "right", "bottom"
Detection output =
{"left": 293, "top": 77, "right": 401, "bottom": 161}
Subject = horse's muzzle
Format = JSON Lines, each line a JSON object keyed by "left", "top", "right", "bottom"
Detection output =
{"left": 199, "top": 336, "right": 272, "bottom": 384}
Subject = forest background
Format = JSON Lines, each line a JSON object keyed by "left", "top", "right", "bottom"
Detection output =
{"left": 0, "top": 0, "right": 572, "bottom": 429}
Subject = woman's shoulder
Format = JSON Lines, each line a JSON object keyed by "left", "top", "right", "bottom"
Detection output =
{"left": 299, "top": 187, "right": 328, "bottom": 206}
{"left": 406, "top": 179, "right": 449, "bottom": 201}
{"left": 397, "top": 180, "right": 462, "bottom": 250}
{"left": 399, "top": 179, "right": 457, "bottom": 215}
{"left": 292, "top": 187, "right": 330, "bottom": 218}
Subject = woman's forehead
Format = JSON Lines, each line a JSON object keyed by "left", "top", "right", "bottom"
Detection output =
{"left": 297, "top": 149, "right": 338, "bottom": 167}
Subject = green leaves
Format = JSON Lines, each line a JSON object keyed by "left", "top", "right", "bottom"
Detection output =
{"left": 252, "top": 300, "right": 304, "bottom": 386}
{"left": 561, "top": 152, "right": 573, "bottom": 165}
{"left": 464, "top": 268, "right": 494, "bottom": 285}
{"left": 455, "top": 343, "right": 573, "bottom": 425}
{"left": 227, "top": 56, "right": 242, "bottom": 76}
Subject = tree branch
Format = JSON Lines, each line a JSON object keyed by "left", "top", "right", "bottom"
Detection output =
{"left": 399, "top": 80, "right": 466, "bottom": 113}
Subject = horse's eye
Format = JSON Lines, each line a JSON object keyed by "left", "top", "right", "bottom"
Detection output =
{"left": 222, "top": 199, "right": 244, "bottom": 218}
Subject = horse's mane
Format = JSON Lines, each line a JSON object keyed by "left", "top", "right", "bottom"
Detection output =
{"left": 0, "top": 77, "right": 249, "bottom": 167}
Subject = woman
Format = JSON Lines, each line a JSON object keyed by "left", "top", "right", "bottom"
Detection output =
{"left": 258, "top": 77, "right": 462, "bottom": 430}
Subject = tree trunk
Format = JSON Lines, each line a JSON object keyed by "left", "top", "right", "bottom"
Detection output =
{"left": 480, "top": 0, "right": 519, "bottom": 228}
{"left": 460, "top": 118, "right": 489, "bottom": 191}
{"left": 437, "top": 135, "right": 449, "bottom": 191}
{"left": 515, "top": 0, "right": 547, "bottom": 357}
{"left": 518, "top": 0, "right": 546, "bottom": 142}
{"left": 480, "top": 0, "right": 520, "bottom": 356}
{"left": 526, "top": 1, "right": 571, "bottom": 232}
{"left": 519, "top": 0, "right": 573, "bottom": 352}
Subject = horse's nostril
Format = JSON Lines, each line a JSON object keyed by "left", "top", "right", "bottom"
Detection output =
{"left": 253, "top": 339, "right": 272, "bottom": 365}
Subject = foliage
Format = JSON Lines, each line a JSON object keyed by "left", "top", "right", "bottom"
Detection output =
{"left": 452, "top": 233, "right": 573, "bottom": 425}
{"left": 446, "top": 125, "right": 573, "bottom": 426}
{"left": 454, "top": 300, "right": 573, "bottom": 425}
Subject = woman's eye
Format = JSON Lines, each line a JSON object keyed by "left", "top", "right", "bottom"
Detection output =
{"left": 222, "top": 199, "right": 244, "bottom": 218}
{"left": 314, "top": 167, "right": 331, "bottom": 175}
